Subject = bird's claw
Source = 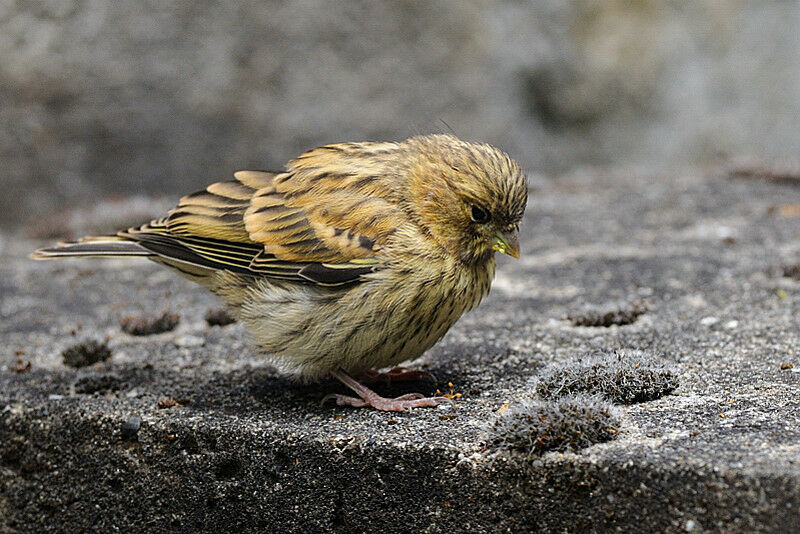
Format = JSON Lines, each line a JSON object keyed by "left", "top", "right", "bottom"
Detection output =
{"left": 321, "top": 392, "right": 452, "bottom": 412}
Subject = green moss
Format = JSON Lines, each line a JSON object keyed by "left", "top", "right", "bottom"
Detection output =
{"left": 62, "top": 339, "right": 112, "bottom": 368}
{"left": 204, "top": 307, "right": 236, "bottom": 327}
{"left": 120, "top": 311, "right": 180, "bottom": 336}
{"left": 535, "top": 349, "right": 678, "bottom": 404}
{"left": 491, "top": 394, "right": 619, "bottom": 457}
{"left": 567, "top": 300, "right": 647, "bottom": 327}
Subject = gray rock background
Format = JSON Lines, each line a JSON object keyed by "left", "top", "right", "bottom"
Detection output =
{"left": 2, "top": 0, "right": 800, "bottom": 226}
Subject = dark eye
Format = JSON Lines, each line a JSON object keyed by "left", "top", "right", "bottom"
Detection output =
{"left": 470, "top": 205, "right": 490, "bottom": 224}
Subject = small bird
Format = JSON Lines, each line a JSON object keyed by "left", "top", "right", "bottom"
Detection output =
{"left": 32, "top": 134, "right": 527, "bottom": 411}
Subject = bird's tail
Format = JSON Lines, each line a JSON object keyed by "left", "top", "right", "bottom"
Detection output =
{"left": 30, "top": 236, "right": 153, "bottom": 259}
{"left": 30, "top": 234, "right": 218, "bottom": 284}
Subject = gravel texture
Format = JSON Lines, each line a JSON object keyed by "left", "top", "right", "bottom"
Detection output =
{"left": 2, "top": 166, "right": 800, "bottom": 532}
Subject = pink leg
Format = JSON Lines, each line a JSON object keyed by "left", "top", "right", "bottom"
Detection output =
{"left": 322, "top": 369, "right": 452, "bottom": 412}
{"left": 356, "top": 366, "right": 438, "bottom": 385}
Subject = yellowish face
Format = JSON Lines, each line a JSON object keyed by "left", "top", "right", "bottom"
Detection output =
{"left": 407, "top": 137, "right": 527, "bottom": 264}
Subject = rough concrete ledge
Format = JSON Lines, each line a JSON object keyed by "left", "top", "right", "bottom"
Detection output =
{"left": 2, "top": 166, "right": 800, "bottom": 532}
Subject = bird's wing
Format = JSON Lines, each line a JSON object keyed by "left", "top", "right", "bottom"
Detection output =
{"left": 124, "top": 151, "right": 407, "bottom": 286}
{"left": 245, "top": 144, "right": 406, "bottom": 263}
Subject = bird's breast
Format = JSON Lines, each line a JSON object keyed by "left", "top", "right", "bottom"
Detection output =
{"left": 235, "top": 254, "right": 496, "bottom": 378}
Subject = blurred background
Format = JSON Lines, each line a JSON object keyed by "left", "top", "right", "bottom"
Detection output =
{"left": 1, "top": 0, "right": 799, "bottom": 230}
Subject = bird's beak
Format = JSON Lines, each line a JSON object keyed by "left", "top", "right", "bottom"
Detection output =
{"left": 491, "top": 229, "right": 520, "bottom": 259}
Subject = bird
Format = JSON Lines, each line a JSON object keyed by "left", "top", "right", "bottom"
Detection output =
{"left": 32, "top": 134, "right": 527, "bottom": 411}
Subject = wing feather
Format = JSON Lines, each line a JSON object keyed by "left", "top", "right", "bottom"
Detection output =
{"left": 120, "top": 155, "right": 408, "bottom": 286}
{"left": 241, "top": 143, "right": 408, "bottom": 262}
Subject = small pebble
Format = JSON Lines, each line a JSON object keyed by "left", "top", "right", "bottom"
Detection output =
{"left": 121, "top": 415, "right": 142, "bottom": 440}
{"left": 723, "top": 320, "right": 739, "bottom": 330}
{"left": 700, "top": 316, "right": 719, "bottom": 327}
{"left": 173, "top": 335, "right": 205, "bottom": 348}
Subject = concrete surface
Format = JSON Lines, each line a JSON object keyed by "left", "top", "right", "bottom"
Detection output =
{"left": 2, "top": 165, "right": 800, "bottom": 532}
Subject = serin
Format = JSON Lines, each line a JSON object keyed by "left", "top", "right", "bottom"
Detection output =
{"left": 33, "top": 134, "right": 527, "bottom": 411}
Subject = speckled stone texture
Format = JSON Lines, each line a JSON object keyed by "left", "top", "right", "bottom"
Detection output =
{"left": 2, "top": 166, "right": 800, "bottom": 532}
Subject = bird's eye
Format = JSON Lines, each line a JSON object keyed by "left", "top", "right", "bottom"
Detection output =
{"left": 470, "top": 205, "right": 490, "bottom": 224}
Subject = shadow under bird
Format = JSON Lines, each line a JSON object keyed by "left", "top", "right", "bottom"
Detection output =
{"left": 32, "top": 134, "right": 527, "bottom": 411}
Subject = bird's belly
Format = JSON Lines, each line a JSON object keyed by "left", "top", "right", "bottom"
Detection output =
{"left": 236, "top": 264, "right": 490, "bottom": 380}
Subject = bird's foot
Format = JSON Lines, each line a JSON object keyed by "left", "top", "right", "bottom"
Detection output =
{"left": 321, "top": 392, "right": 451, "bottom": 411}
{"left": 324, "top": 369, "right": 452, "bottom": 412}
{"left": 357, "top": 366, "right": 437, "bottom": 385}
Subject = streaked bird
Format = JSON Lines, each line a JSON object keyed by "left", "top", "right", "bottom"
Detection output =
{"left": 32, "top": 134, "right": 527, "bottom": 411}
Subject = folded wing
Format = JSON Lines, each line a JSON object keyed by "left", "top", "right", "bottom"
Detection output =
{"left": 123, "top": 147, "right": 407, "bottom": 287}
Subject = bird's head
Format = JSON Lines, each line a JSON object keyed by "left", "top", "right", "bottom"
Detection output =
{"left": 404, "top": 135, "right": 527, "bottom": 264}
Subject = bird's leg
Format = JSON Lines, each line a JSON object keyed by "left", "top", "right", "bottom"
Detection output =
{"left": 356, "top": 366, "right": 437, "bottom": 385}
{"left": 322, "top": 369, "right": 452, "bottom": 411}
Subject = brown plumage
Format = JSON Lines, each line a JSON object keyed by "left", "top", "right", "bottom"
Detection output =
{"left": 32, "top": 134, "right": 527, "bottom": 411}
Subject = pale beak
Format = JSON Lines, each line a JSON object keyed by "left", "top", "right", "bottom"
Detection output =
{"left": 491, "top": 230, "right": 520, "bottom": 259}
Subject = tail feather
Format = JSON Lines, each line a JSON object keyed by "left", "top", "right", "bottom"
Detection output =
{"left": 30, "top": 239, "right": 153, "bottom": 259}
